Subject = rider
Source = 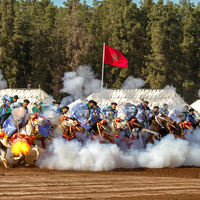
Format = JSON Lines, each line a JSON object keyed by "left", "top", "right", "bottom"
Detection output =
{"left": 123, "top": 103, "right": 138, "bottom": 121}
{"left": 188, "top": 108, "right": 197, "bottom": 127}
{"left": 92, "top": 102, "right": 101, "bottom": 125}
{"left": 159, "top": 104, "right": 169, "bottom": 116}
{"left": 70, "top": 100, "right": 95, "bottom": 130}
{"left": 3, "top": 99, "right": 30, "bottom": 143}
{"left": 183, "top": 105, "right": 189, "bottom": 121}
{"left": 135, "top": 101, "right": 152, "bottom": 128}
{"left": 102, "top": 102, "right": 118, "bottom": 121}
{"left": 0, "top": 95, "right": 19, "bottom": 123}
{"left": 62, "top": 106, "right": 69, "bottom": 116}
{"left": 32, "top": 102, "right": 43, "bottom": 115}
{"left": 170, "top": 109, "right": 182, "bottom": 123}
{"left": 40, "top": 101, "right": 62, "bottom": 115}
{"left": 152, "top": 106, "right": 159, "bottom": 116}
{"left": 0, "top": 96, "right": 12, "bottom": 117}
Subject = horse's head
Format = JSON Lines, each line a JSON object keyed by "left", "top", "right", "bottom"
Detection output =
{"left": 60, "top": 116, "right": 79, "bottom": 127}
{"left": 154, "top": 114, "right": 173, "bottom": 128}
{"left": 128, "top": 118, "right": 144, "bottom": 129}
{"left": 30, "top": 113, "right": 46, "bottom": 126}
{"left": 113, "top": 118, "right": 128, "bottom": 130}
{"left": 157, "top": 114, "right": 173, "bottom": 123}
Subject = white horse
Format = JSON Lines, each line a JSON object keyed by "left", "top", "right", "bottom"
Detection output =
{"left": 0, "top": 113, "right": 47, "bottom": 168}
{"left": 19, "top": 116, "right": 84, "bottom": 165}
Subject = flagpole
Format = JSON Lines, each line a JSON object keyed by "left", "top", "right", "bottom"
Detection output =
{"left": 101, "top": 43, "right": 105, "bottom": 91}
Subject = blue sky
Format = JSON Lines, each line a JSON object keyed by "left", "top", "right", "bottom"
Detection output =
{"left": 53, "top": 0, "right": 198, "bottom": 7}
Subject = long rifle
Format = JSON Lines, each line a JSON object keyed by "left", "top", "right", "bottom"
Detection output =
{"left": 96, "top": 108, "right": 109, "bottom": 119}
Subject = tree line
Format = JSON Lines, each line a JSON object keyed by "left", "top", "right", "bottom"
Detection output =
{"left": 0, "top": 0, "right": 199, "bottom": 104}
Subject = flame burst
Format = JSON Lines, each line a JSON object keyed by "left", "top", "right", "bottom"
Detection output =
{"left": 11, "top": 139, "right": 30, "bottom": 156}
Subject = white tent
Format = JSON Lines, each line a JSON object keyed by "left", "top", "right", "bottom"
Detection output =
{"left": 86, "top": 89, "right": 196, "bottom": 118}
{"left": 0, "top": 88, "right": 54, "bottom": 112}
{"left": 191, "top": 100, "right": 200, "bottom": 113}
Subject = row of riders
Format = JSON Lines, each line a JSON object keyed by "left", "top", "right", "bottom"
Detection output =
{"left": 0, "top": 95, "right": 197, "bottom": 168}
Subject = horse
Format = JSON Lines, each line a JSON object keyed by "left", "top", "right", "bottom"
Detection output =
{"left": 0, "top": 113, "right": 46, "bottom": 168}
{"left": 57, "top": 116, "right": 86, "bottom": 142}
{"left": 178, "top": 121, "right": 194, "bottom": 138}
{"left": 144, "top": 114, "right": 173, "bottom": 144}
{"left": 90, "top": 119, "right": 114, "bottom": 144}
{"left": 21, "top": 115, "right": 87, "bottom": 166}
{"left": 111, "top": 117, "right": 144, "bottom": 147}
{"left": 0, "top": 113, "right": 88, "bottom": 168}
{"left": 162, "top": 120, "right": 193, "bottom": 139}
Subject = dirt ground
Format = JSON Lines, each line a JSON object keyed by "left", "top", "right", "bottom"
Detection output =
{"left": 1, "top": 151, "right": 200, "bottom": 200}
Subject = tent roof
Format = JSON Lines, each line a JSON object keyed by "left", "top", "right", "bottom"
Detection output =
{"left": 0, "top": 88, "right": 54, "bottom": 112}
{"left": 191, "top": 100, "right": 200, "bottom": 113}
{"left": 86, "top": 89, "right": 196, "bottom": 118}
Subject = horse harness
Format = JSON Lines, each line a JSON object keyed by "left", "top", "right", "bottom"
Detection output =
{"left": 155, "top": 114, "right": 171, "bottom": 129}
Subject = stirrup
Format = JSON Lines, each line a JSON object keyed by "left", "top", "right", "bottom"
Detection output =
{"left": 3, "top": 135, "right": 8, "bottom": 145}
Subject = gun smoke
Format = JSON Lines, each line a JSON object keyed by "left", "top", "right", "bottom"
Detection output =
{"left": 61, "top": 66, "right": 146, "bottom": 106}
{"left": 39, "top": 128, "right": 200, "bottom": 171}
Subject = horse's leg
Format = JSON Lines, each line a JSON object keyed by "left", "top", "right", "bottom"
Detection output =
{"left": 152, "top": 135, "right": 156, "bottom": 143}
{"left": 0, "top": 142, "right": 9, "bottom": 168}
{"left": 20, "top": 154, "right": 26, "bottom": 165}
{"left": 146, "top": 134, "right": 154, "bottom": 144}
{"left": 12, "top": 152, "right": 25, "bottom": 165}
{"left": 138, "top": 131, "right": 144, "bottom": 146}
{"left": 31, "top": 145, "right": 40, "bottom": 163}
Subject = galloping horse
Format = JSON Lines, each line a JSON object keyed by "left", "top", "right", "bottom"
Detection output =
{"left": 0, "top": 113, "right": 46, "bottom": 168}
{"left": 57, "top": 116, "right": 86, "bottom": 142}
{"left": 0, "top": 113, "right": 87, "bottom": 168}
{"left": 111, "top": 117, "right": 144, "bottom": 147}
{"left": 167, "top": 121, "right": 194, "bottom": 138}
{"left": 90, "top": 119, "right": 114, "bottom": 144}
{"left": 145, "top": 114, "right": 173, "bottom": 144}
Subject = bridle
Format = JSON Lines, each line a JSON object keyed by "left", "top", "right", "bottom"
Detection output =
{"left": 155, "top": 114, "right": 171, "bottom": 129}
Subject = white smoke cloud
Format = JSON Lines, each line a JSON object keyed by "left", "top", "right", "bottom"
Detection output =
{"left": 163, "top": 85, "right": 176, "bottom": 92}
{"left": 61, "top": 71, "right": 84, "bottom": 100}
{"left": 121, "top": 76, "right": 145, "bottom": 89}
{"left": 39, "top": 130, "right": 200, "bottom": 171}
{"left": 61, "top": 66, "right": 101, "bottom": 105}
{"left": 137, "top": 134, "right": 189, "bottom": 168}
{"left": 43, "top": 110, "right": 60, "bottom": 125}
{"left": 61, "top": 66, "right": 146, "bottom": 106}
{"left": 0, "top": 70, "right": 7, "bottom": 89}
{"left": 39, "top": 138, "right": 136, "bottom": 171}
{"left": 61, "top": 96, "right": 74, "bottom": 107}
{"left": 12, "top": 107, "right": 26, "bottom": 122}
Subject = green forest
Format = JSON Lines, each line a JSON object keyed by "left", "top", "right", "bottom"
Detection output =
{"left": 0, "top": 0, "right": 199, "bottom": 103}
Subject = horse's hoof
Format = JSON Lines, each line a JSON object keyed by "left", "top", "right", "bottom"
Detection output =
{"left": 2, "top": 159, "right": 9, "bottom": 168}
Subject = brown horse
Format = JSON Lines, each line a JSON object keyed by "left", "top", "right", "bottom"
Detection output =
{"left": 58, "top": 116, "right": 86, "bottom": 141}
{"left": 145, "top": 114, "right": 173, "bottom": 144}
{"left": 164, "top": 121, "right": 193, "bottom": 138}
{"left": 90, "top": 119, "right": 114, "bottom": 144}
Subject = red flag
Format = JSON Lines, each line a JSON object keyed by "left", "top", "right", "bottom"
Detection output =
{"left": 103, "top": 44, "right": 128, "bottom": 68}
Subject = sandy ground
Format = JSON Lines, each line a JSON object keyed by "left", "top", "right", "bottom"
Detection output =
{"left": 0, "top": 151, "right": 200, "bottom": 199}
